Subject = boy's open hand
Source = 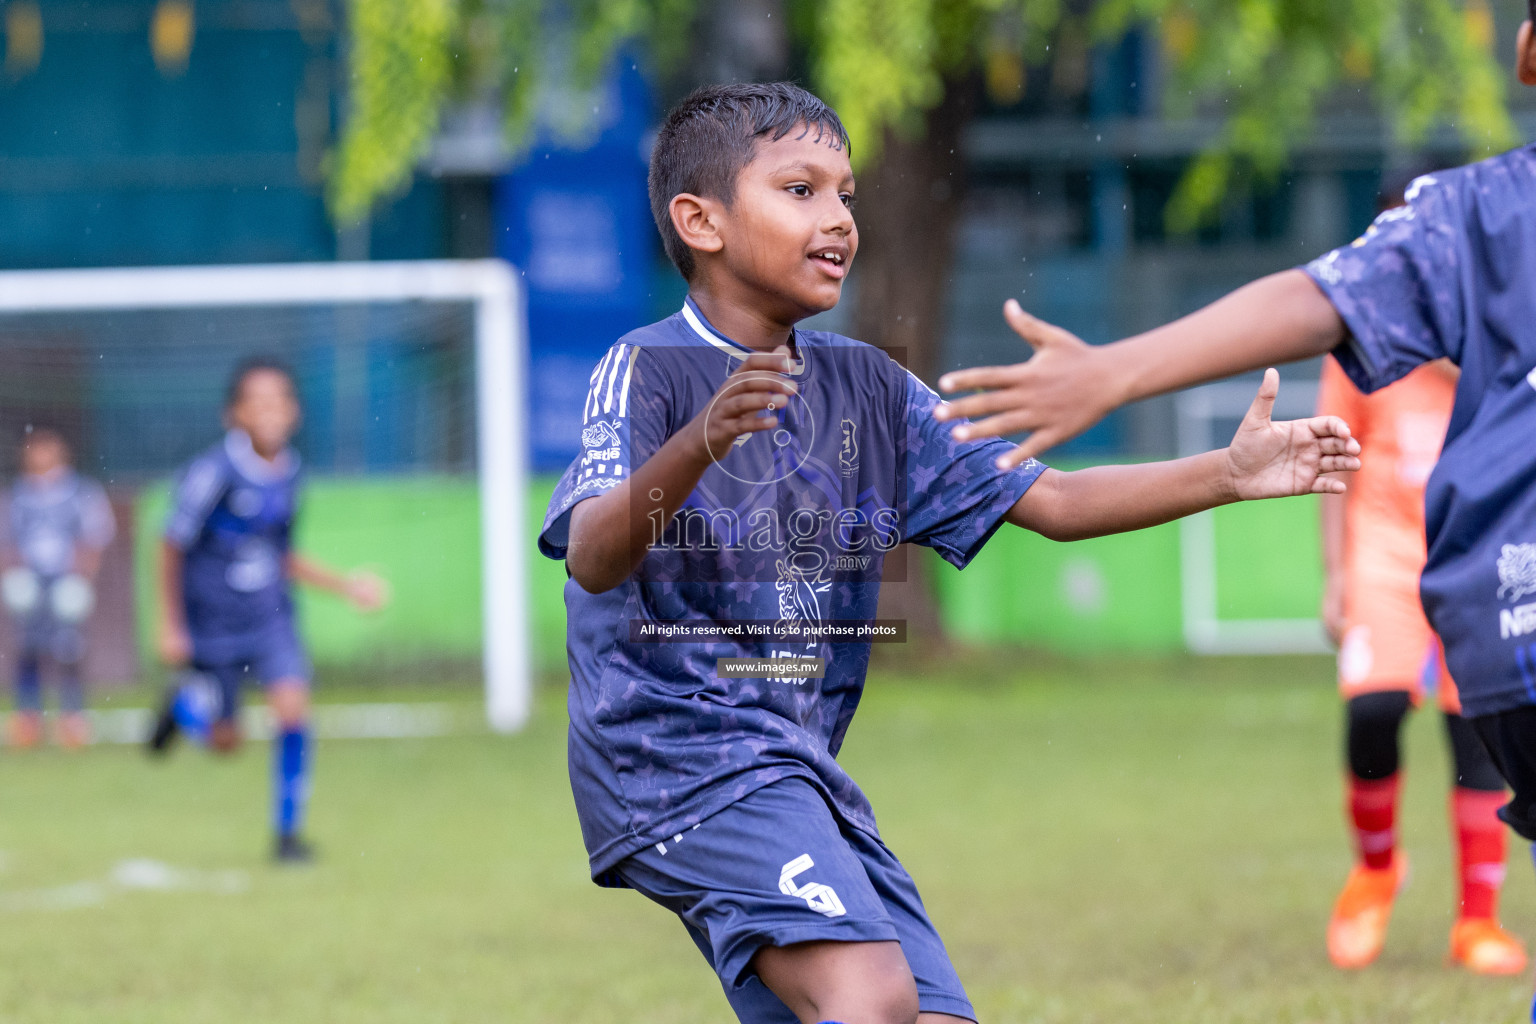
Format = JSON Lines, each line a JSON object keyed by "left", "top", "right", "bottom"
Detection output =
{"left": 1226, "top": 369, "right": 1360, "bottom": 500}
{"left": 344, "top": 570, "right": 390, "bottom": 613}
{"left": 158, "top": 620, "right": 192, "bottom": 667}
{"left": 693, "top": 346, "right": 799, "bottom": 463}
{"left": 936, "top": 300, "right": 1113, "bottom": 469}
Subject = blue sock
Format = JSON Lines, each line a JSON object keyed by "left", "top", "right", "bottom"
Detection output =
{"left": 15, "top": 653, "right": 41, "bottom": 712}
{"left": 273, "top": 726, "right": 311, "bottom": 838}
{"left": 170, "top": 676, "right": 215, "bottom": 744}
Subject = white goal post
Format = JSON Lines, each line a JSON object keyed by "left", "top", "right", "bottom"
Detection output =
{"left": 0, "top": 260, "right": 531, "bottom": 733}
{"left": 1175, "top": 378, "right": 1330, "bottom": 655}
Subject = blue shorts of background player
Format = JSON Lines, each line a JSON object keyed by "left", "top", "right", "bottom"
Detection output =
{"left": 189, "top": 615, "right": 312, "bottom": 726}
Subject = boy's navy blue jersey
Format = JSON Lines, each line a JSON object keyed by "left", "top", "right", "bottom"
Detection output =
{"left": 165, "top": 431, "right": 301, "bottom": 645}
{"left": 1302, "top": 144, "right": 1536, "bottom": 718}
{"left": 540, "top": 298, "right": 1045, "bottom": 882}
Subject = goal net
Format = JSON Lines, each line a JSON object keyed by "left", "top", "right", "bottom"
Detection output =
{"left": 0, "top": 261, "right": 530, "bottom": 732}
{"left": 1175, "top": 376, "right": 1330, "bottom": 655}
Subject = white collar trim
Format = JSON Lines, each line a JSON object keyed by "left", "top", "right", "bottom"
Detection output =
{"left": 680, "top": 300, "right": 809, "bottom": 375}
{"left": 681, "top": 301, "right": 751, "bottom": 359}
{"left": 224, "top": 430, "right": 298, "bottom": 483}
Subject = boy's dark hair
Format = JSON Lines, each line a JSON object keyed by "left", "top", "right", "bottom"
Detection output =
{"left": 225, "top": 356, "right": 296, "bottom": 409}
{"left": 648, "top": 82, "right": 850, "bottom": 279}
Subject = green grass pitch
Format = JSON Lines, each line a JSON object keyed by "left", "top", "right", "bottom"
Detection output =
{"left": 1, "top": 655, "right": 1531, "bottom": 1022}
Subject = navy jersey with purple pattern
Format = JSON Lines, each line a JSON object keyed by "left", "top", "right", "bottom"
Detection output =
{"left": 1302, "top": 145, "right": 1536, "bottom": 717}
{"left": 540, "top": 298, "right": 1045, "bottom": 882}
{"left": 165, "top": 431, "right": 302, "bottom": 644}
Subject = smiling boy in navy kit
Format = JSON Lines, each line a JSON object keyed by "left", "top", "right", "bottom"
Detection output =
{"left": 540, "top": 82, "right": 1359, "bottom": 1024}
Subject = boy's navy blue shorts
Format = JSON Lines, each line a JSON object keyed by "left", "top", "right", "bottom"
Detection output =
{"left": 615, "top": 776, "right": 975, "bottom": 1023}
{"left": 191, "top": 616, "right": 311, "bottom": 721}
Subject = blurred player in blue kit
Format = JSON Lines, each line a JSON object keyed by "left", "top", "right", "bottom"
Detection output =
{"left": 148, "top": 359, "right": 387, "bottom": 862}
{"left": 937, "top": 2, "right": 1536, "bottom": 1007}
{"left": 539, "top": 82, "right": 1360, "bottom": 1024}
{"left": 2, "top": 427, "right": 115, "bottom": 750}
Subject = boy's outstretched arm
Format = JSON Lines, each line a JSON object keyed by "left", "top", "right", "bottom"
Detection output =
{"left": 157, "top": 540, "right": 191, "bottom": 665}
{"left": 1007, "top": 369, "right": 1359, "bottom": 541}
{"left": 937, "top": 269, "right": 1345, "bottom": 468}
{"left": 287, "top": 553, "right": 389, "bottom": 611}
{"left": 566, "top": 349, "right": 797, "bottom": 594}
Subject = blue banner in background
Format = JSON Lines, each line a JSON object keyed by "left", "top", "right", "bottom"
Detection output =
{"left": 495, "top": 60, "right": 655, "bottom": 472}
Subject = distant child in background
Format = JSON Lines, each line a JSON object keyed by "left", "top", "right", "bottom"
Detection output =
{"left": 147, "top": 359, "right": 387, "bottom": 863}
{"left": 1318, "top": 357, "right": 1524, "bottom": 974}
{"left": 1, "top": 428, "right": 115, "bottom": 749}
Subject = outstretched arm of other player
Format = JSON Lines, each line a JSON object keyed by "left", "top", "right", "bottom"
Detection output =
{"left": 1007, "top": 370, "right": 1359, "bottom": 542}
{"left": 937, "top": 270, "right": 1346, "bottom": 468}
{"left": 566, "top": 348, "right": 799, "bottom": 594}
{"left": 287, "top": 553, "right": 389, "bottom": 612}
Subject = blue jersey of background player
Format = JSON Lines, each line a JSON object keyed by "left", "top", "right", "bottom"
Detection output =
{"left": 540, "top": 82, "right": 1359, "bottom": 1024}
{"left": 150, "top": 359, "right": 388, "bottom": 863}
{"left": 2, "top": 427, "right": 115, "bottom": 749}
{"left": 935, "top": 6, "right": 1536, "bottom": 1004}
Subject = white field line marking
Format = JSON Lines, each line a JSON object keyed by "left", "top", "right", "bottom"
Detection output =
{"left": 84, "top": 702, "right": 470, "bottom": 745}
{"left": 0, "top": 859, "right": 248, "bottom": 913}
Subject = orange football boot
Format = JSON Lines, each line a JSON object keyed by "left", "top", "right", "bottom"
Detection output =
{"left": 1327, "top": 853, "right": 1408, "bottom": 969}
{"left": 1449, "top": 918, "right": 1528, "bottom": 976}
{"left": 6, "top": 711, "right": 42, "bottom": 750}
{"left": 55, "top": 712, "right": 91, "bottom": 750}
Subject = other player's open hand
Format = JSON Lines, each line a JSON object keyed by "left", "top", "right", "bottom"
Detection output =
{"left": 1226, "top": 369, "right": 1361, "bottom": 500}
{"left": 693, "top": 347, "right": 800, "bottom": 464}
{"left": 935, "top": 300, "right": 1115, "bottom": 468}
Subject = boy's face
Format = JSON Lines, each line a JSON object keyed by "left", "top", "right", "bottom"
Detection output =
{"left": 708, "top": 129, "right": 857, "bottom": 321}
{"left": 228, "top": 369, "right": 300, "bottom": 455}
{"left": 20, "top": 435, "right": 67, "bottom": 477}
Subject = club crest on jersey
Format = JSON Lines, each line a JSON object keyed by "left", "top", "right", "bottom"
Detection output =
{"left": 838, "top": 418, "right": 858, "bottom": 477}
{"left": 1496, "top": 543, "right": 1536, "bottom": 603}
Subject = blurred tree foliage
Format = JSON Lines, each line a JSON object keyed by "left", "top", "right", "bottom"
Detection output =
{"left": 330, "top": 0, "right": 1516, "bottom": 230}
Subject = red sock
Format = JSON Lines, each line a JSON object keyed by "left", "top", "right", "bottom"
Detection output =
{"left": 1452, "top": 787, "right": 1508, "bottom": 920}
{"left": 1349, "top": 774, "right": 1400, "bottom": 870}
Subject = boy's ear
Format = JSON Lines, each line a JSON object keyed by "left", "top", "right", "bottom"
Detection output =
{"left": 1519, "top": 19, "right": 1536, "bottom": 86}
{"left": 668, "top": 193, "right": 726, "bottom": 259}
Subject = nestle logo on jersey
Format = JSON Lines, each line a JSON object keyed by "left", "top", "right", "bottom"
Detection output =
{"left": 1501, "top": 602, "right": 1536, "bottom": 640}
{"left": 582, "top": 420, "right": 621, "bottom": 449}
